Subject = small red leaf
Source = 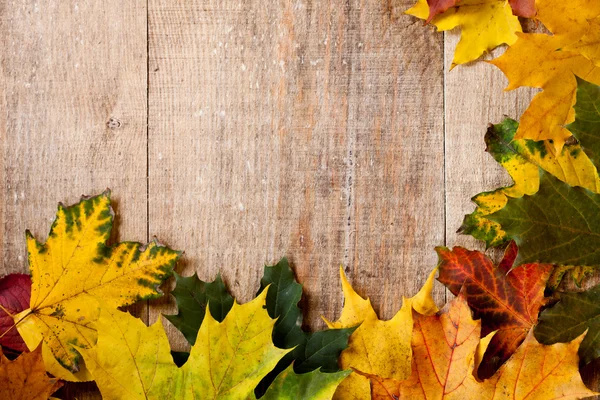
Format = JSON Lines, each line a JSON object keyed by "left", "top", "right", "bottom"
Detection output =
{"left": 426, "top": 0, "right": 460, "bottom": 23}
{"left": 509, "top": 0, "right": 536, "bottom": 18}
{"left": 436, "top": 243, "right": 552, "bottom": 378}
{"left": 0, "top": 274, "right": 31, "bottom": 352}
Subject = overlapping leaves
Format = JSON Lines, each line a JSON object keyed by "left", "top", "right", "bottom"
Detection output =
{"left": 164, "top": 259, "right": 355, "bottom": 398}
{"left": 436, "top": 243, "right": 553, "bottom": 378}
{"left": 489, "top": 0, "right": 600, "bottom": 149}
{"left": 11, "top": 193, "right": 180, "bottom": 381}
{"left": 405, "top": 0, "right": 522, "bottom": 67}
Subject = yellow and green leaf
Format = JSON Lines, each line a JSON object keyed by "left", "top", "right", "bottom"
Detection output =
{"left": 12, "top": 192, "right": 180, "bottom": 381}
{"left": 79, "top": 290, "right": 292, "bottom": 400}
{"left": 460, "top": 118, "right": 600, "bottom": 247}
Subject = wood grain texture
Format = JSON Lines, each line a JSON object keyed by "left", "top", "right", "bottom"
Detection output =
{"left": 147, "top": 0, "right": 445, "bottom": 351}
{"left": 1, "top": 1, "right": 147, "bottom": 398}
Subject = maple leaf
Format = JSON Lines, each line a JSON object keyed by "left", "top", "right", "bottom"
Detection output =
{"left": 0, "top": 345, "right": 63, "bottom": 400}
{"left": 258, "top": 366, "right": 350, "bottom": 400}
{"left": 489, "top": 170, "right": 600, "bottom": 267}
{"left": 406, "top": 0, "right": 522, "bottom": 66}
{"left": 490, "top": 1, "right": 600, "bottom": 149}
{"left": 436, "top": 243, "right": 553, "bottom": 378}
{"left": 461, "top": 117, "right": 600, "bottom": 273}
{"left": 11, "top": 192, "right": 181, "bottom": 381}
{"left": 535, "top": 283, "right": 600, "bottom": 366}
{"left": 567, "top": 77, "right": 600, "bottom": 170}
{"left": 164, "top": 272, "right": 233, "bottom": 345}
{"left": 164, "top": 259, "right": 354, "bottom": 397}
{"left": 255, "top": 258, "right": 355, "bottom": 398}
{"left": 0, "top": 274, "right": 31, "bottom": 352}
{"left": 372, "top": 292, "right": 596, "bottom": 399}
{"left": 324, "top": 266, "right": 438, "bottom": 400}
{"left": 78, "top": 290, "right": 292, "bottom": 400}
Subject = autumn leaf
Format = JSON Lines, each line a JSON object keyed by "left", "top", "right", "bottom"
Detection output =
{"left": 324, "top": 266, "right": 438, "bottom": 400}
{"left": 424, "top": 0, "right": 535, "bottom": 23}
{"left": 255, "top": 258, "right": 355, "bottom": 398}
{"left": 508, "top": 0, "right": 535, "bottom": 18}
{"left": 436, "top": 243, "right": 553, "bottom": 378}
{"left": 490, "top": 1, "right": 600, "bottom": 149}
{"left": 535, "top": 283, "right": 600, "bottom": 367}
{"left": 488, "top": 170, "right": 600, "bottom": 267}
{"left": 0, "top": 345, "right": 63, "bottom": 400}
{"left": 406, "top": 0, "right": 522, "bottom": 66}
{"left": 259, "top": 366, "right": 350, "bottom": 400}
{"left": 79, "top": 290, "right": 291, "bottom": 400}
{"left": 0, "top": 274, "right": 31, "bottom": 352}
{"left": 461, "top": 117, "right": 600, "bottom": 254}
{"left": 12, "top": 192, "right": 181, "bottom": 381}
{"left": 372, "top": 292, "right": 596, "bottom": 399}
{"left": 164, "top": 272, "right": 233, "bottom": 345}
{"left": 567, "top": 77, "right": 600, "bottom": 170}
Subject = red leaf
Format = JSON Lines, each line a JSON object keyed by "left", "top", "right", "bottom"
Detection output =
{"left": 436, "top": 242, "right": 552, "bottom": 378}
{"left": 426, "top": 0, "right": 460, "bottom": 23}
{"left": 509, "top": 0, "right": 536, "bottom": 18}
{"left": 0, "top": 274, "right": 31, "bottom": 352}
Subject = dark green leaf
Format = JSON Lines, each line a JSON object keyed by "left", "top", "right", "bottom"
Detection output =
{"left": 535, "top": 284, "right": 600, "bottom": 366}
{"left": 567, "top": 77, "right": 600, "bottom": 170}
{"left": 164, "top": 272, "right": 233, "bottom": 345}
{"left": 254, "top": 258, "right": 355, "bottom": 398}
{"left": 488, "top": 170, "right": 600, "bottom": 266}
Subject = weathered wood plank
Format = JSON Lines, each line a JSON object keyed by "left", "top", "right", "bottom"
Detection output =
{"left": 148, "top": 0, "right": 445, "bottom": 351}
{"left": 1, "top": 1, "right": 148, "bottom": 398}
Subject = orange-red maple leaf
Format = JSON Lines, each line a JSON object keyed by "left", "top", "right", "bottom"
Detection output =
{"left": 370, "top": 292, "right": 596, "bottom": 399}
{"left": 436, "top": 242, "right": 553, "bottom": 378}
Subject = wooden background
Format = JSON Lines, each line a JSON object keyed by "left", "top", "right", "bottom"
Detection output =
{"left": 0, "top": 0, "right": 562, "bottom": 398}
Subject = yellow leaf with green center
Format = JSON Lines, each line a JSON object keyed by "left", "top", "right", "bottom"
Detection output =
{"left": 79, "top": 290, "right": 291, "bottom": 400}
{"left": 460, "top": 118, "right": 600, "bottom": 247}
{"left": 405, "top": 0, "right": 521, "bottom": 67}
{"left": 12, "top": 192, "right": 180, "bottom": 381}
{"left": 324, "top": 267, "right": 438, "bottom": 400}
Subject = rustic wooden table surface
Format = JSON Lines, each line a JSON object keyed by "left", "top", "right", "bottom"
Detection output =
{"left": 2, "top": 1, "right": 578, "bottom": 398}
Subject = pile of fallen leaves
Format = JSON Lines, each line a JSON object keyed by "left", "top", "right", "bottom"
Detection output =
{"left": 3, "top": 0, "right": 600, "bottom": 399}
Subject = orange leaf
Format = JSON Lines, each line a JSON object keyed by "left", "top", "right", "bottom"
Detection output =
{"left": 370, "top": 293, "right": 596, "bottom": 399}
{"left": 0, "top": 345, "right": 63, "bottom": 400}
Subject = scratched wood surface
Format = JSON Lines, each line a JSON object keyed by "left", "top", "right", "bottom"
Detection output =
{"left": 2, "top": 1, "right": 596, "bottom": 399}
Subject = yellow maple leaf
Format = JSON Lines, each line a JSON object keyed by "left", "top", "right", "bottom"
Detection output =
{"left": 0, "top": 345, "right": 63, "bottom": 400}
{"left": 323, "top": 267, "right": 438, "bottom": 400}
{"left": 406, "top": 0, "right": 521, "bottom": 67}
{"left": 78, "top": 290, "right": 292, "bottom": 400}
{"left": 371, "top": 293, "right": 597, "bottom": 399}
{"left": 11, "top": 192, "right": 180, "bottom": 381}
{"left": 489, "top": 0, "right": 600, "bottom": 149}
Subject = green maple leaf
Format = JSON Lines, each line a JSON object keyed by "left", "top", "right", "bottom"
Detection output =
{"left": 535, "top": 283, "right": 600, "bottom": 366}
{"left": 567, "top": 77, "right": 600, "bottom": 170}
{"left": 489, "top": 170, "right": 600, "bottom": 266}
{"left": 254, "top": 258, "right": 356, "bottom": 398}
{"left": 164, "top": 272, "right": 233, "bottom": 345}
